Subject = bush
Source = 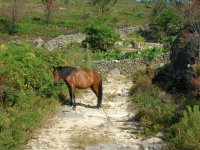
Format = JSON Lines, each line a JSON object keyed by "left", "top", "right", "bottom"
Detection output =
{"left": 170, "top": 106, "right": 200, "bottom": 150}
{"left": 83, "top": 23, "right": 120, "bottom": 51}
{"left": 154, "top": 7, "right": 181, "bottom": 35}
{"left": 130, "top": 75, "right": 176, "bottom": 136}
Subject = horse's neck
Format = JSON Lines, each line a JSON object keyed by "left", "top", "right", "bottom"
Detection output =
{"left": 60, "top": 67, "right": 77, "bottom": 79}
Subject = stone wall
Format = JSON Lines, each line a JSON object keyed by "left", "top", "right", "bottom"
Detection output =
{"left": 93, "top": 53, "right": 170, "bottom": 76}
{"left": 44, "top": 33, "right": 86, "bottom": 51}
{"left": 117, "top": 25, "right": 149, "bottom": 38}
{"left": 44, "top": 25, "right": 149, "bottom": 51}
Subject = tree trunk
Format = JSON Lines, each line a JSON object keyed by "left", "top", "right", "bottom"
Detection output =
{"left": 11, "top": 0, "right": 17, "bottom": 35}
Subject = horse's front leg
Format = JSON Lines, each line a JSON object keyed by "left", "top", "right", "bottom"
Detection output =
{"left": 72, "top": 91, "right": 76, "bottom": 110}
{"left": 68, "top": 85, "right": 73, "bottom": 106}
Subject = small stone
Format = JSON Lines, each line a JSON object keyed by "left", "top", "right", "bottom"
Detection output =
{"left": 109, "top": 68, "right": 121, "bottom": 76}
{"left": 32, "top": 37, "right": 44, "bottom": 48}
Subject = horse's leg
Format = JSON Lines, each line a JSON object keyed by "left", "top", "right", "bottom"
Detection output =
{"left": 71, "top": 86, "right": 76, "bottom": 110}
{"left": 90, "top": 83, "right": 101, "bottom": 108}
{"left": 67, "top": 85, "right": 73, "bottom": 106}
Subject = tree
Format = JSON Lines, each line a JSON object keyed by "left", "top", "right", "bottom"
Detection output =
{"left": 90, "top": 0, "right": 117, "bottom": 15}
{"left": 1, "top": 0, "right": 24, "bottom": 35}
{"left": 154, "top": 7, "right": 181, "bottom": 35}
{"left": 42, "top": 0, "right": 58, "bottom": 23}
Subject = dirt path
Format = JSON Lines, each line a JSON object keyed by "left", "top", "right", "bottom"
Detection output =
{"left": 25, "top": 75, "right": 163, "bottom": 150}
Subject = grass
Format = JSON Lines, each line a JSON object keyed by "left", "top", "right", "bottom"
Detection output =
{"left": 92, "top": 47, "right": 166, "bottom": 60}
{"left": 129, "top": 67, "right": 200, "bottom": 149}
{"left": 70, "top": 128, "right": 113, "bottom": 149}
{"left": 0, "top": 41, "right": 93, "bottom": 149}
{"left": 0, "top": 0, "right": 151, "bottom": 39}
{"left": 129, "top": 69, "right": 176, "bottom": 136}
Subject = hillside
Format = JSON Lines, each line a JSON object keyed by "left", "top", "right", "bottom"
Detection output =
{"left": 0, "top": 0, "right": 150, "bottom": 41}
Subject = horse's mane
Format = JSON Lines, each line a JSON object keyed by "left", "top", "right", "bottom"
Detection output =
{"left": 56, "top": 66, "right": 77, "bottom": 79}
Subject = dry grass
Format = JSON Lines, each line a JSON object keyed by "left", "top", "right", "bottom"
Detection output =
{"left": 69, "top": 128, "right": 113, "bottom": 149}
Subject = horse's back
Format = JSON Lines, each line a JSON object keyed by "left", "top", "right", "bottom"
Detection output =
{"left": 68, "top": 69, "right": 101, "bottom": 89}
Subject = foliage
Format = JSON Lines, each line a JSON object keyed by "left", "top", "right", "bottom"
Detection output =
{"left": 42, "top": 0, "right": 58, "bottom": 23}
{"left": 154, "top": 7, "right": 181, "bottom": 35}
{"left": 92, "top": 47, "right": 166, "bottom": 60}
{"left": 170, "top": 106, "right": 200, "bottom": 150}
{"left": 0, "top": 42, "right": 92, "bottom": 149}
{"left": 0, "top": 0, "right": 150, "bottom": 38}
{"left": 90, "top": 0, "right": 117, "bottom": 15}
{"left": 83, "top": 23, "right": 120, "bottom": 52}
{"left": 130, "top": 75, "right": 176, "bottom": 136}
{"left": 0, "top": 0, "right": 25, "bottom": 35}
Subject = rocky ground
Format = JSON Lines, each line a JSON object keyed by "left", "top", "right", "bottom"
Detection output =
{"left": 25, "top": 75, "right": 163, "bottom": 150}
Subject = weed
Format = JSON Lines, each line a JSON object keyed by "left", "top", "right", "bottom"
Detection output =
{"left": 70, "top": 128, "right": 112, "bottom": 149}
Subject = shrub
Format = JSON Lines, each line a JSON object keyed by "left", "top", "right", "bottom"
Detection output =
{"left": 170, "top": 106, "right": 200, "bottom": 150}
{"left": 83, "top": 23, "right": 120, "bottom": 52}
{"left": 154, "top": 7, "right": 181, "bottom": 35}
{"left": 130, "top": 74, "right": 176, "bottom": 136}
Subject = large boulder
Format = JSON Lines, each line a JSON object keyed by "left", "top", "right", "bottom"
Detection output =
{"left": 170, "top": 23, "right": 200, "bottom": 91}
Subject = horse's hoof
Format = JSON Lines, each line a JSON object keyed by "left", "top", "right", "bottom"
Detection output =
{"left": 97, "top": 105, "right": 101, "bottom": 109}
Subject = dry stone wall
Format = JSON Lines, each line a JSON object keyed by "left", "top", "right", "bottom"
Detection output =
{"left": 44, "top": 25, "right": 149, "bottom": 51}
{"left": 93, "top": 53, "right": 170, "bottom": 76}
{"left": 44, "top": 33, "right": 86, "bottom": 51}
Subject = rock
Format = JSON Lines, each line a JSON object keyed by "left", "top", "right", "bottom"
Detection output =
{"left": 32, "top": 37, "right": 44, "bottom": 48}
{"left": 109, "top": 68, "right": 121, "bottom": 76}
{"left": 140, "top": 137, "right": 163, "bottom": 150}
{"left": 11, "top": 40, "right": 21, "bottom": 45}
{"left": 44, "top": 33, "right": 86, "bottom": 51}
{"left": 85, "top": 144, "right": 118, "bottom": 150}
{"left": 170, "top": 23, "right": 200, "bottom": 91}
{"left": 101, "top": 121, "right": 115, "bottom": 128}
{"left": 118, "top": 145, "right": 140, "bottom": 150}
{"left": 132, "top": 42, "right": 141, "bottom": 49}
{"left": 59, "top": 111, "right": 84, "bottom": 119}
{"left": 84, "top": 108, "right": 106, "bottom": 118}
{"left": 105, "top": 109, "right": 129, "bottom": 118}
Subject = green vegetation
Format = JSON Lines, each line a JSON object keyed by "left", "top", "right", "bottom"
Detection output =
{"left": 170, "top": 106, "right": 200, "bottom": 150}
{"left": 0, "top": 42, "right": 92, "bottom": 149}
{"left": 130, "top": 69, "right": 200, "bottom": 149}
{"left": 0, "top": 0, "right": 150, "bottom": 38}
{"left": 130, "top": 76, "right": 176, "bottom": 136}
{"left": 92, "top": 47, "right": 166, "bottom": 60}
{"left": 83, "top": 23, "right": 120, "bottom": 51}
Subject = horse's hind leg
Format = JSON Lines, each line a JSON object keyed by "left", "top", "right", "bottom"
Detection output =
{"left": 90, "top": 84, "right": 101, "bottom": 108}
{"left": 68, "top": 85, "right": 76, "bottom": 109}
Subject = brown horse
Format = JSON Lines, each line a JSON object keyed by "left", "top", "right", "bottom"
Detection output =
{"left": 53, "top": 66, "right": 103, "bottom": 109}
{"left": 146, "top": 64, "right": 155, "bottom": 80}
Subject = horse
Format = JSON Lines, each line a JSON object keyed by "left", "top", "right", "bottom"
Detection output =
{"left": 146, "top": 64, "right": 155, "bottom": 80}
{"left": 52, "top": 66, "right": 103, "bottom": 109}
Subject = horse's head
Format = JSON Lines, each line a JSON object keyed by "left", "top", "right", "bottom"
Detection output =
{"left": 53, "top": 66, "right": 62, "bottom": 86}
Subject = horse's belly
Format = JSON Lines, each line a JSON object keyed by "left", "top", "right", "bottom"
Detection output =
{"left": 75, "top": 83, "right": 92, "bottom": 89}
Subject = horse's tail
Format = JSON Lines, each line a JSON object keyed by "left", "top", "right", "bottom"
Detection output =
{"left": 98, "top": 79, "right": 103, "bottom": 107}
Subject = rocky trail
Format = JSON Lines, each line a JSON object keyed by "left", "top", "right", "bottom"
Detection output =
{"left": 26, "top": 75, "right": 163, "bottom": 150}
